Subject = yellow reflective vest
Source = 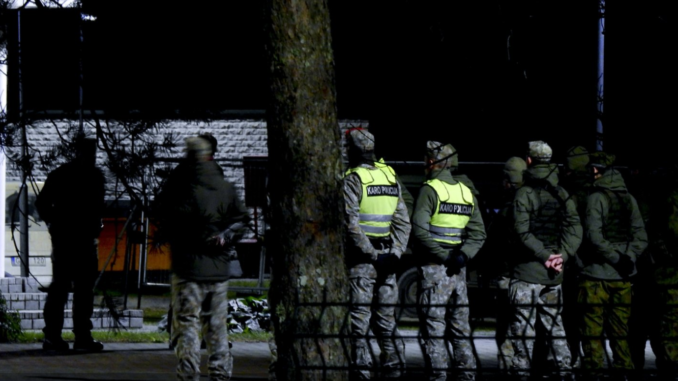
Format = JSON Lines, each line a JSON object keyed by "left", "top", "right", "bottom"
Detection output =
{"left": 345, "top": 160, "right": 399, "bottom": 238}
{"left": 426, "top": 178, "right": 474, "bottom": 245}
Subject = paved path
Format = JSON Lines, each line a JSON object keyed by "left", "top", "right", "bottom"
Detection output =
{"left": 0, "top": 336, "right": 662, "bottom": 381}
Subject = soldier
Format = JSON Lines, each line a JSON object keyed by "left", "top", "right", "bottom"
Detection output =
{"left": 577, "top": 152, "right": 647, "bottom": 381}
{"left": 412, "top": 141, "right": 486, "bottom": 381}
{"left": 154, "top": 136, "right": 248, "bottom": 381}
{"left": 560, "top": 145, "right": 592, "bottom": 368}
{"left": 343, "top": 128, "right": 411, "bottom": 380}
{"left": 484, "top": 157, "right": 527, "bottom": 371}
{"left": 648, "top": 164, "right": 678, "bottom": 378}
{"left": 35, "top": 137, "right": 106, "bottom": 352}
{"left": 510, "top": 140, "right": 582, "bottom": 380}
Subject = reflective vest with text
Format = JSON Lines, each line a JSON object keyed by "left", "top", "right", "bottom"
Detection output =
{"left": 426, "top": 178, "right": 474, "bottom": 245}
{"left": 346, "top": 160, "right": 399, "bottom": 238}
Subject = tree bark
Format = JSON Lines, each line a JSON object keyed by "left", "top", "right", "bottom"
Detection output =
{"left": 265, "top": 0, "right": 350, "bottom": 380}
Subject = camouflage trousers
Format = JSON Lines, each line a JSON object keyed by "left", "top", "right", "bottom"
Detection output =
{"left": 658, "top": 287, "right": 678, "bottom": 371}
{"left": 509, "top": 280, "right": 571, "bottom": 376}
{"left": 578, "top": 279, "right": 633, "bottom": 374}
{"left": 496, "top": 277, "right": 515, "bottom": 371}
{"left": 349, "top": 264, "right": 406, "bottom": 380}
{"left": 418, "top": 265, "right": 476, "bottom": 381}
{"left": 171, "top": 275, "right": 233, "bottom": 381}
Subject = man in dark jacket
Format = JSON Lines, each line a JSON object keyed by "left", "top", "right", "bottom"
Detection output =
{"left": 155, "top": 136, "right": 248, "bottom": 381}
{"left": 510, "top": 141, "right": 582, "bottom": 380}
{"left": 35, "top": 137, "right": 106, "bottom": 352}
{"left": 577, "top": 152, "right": 647, "bottom": 380}
{"left": 413, "top": 141, "right": 486, "bottom": 381}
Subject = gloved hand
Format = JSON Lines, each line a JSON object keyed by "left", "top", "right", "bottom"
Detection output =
{"left": 616, "top": 255, "right": 635, "bottom": 276}
{"left": 375, "top": 253, "right": 400, "bottom": 274}
{"left": 444, "top": 249, "right": 468, "bottom": 276}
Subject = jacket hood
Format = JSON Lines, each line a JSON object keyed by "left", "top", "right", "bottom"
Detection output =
{"left": 525, "top": 163, "right": 560, "bottom": 187}
{"left": 593, "top": 168, "right": 627, "bottom": 192}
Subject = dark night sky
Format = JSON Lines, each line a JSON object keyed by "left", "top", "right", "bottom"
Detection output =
{"left": 7, "top": 1, "right": 678, "bottom": 166}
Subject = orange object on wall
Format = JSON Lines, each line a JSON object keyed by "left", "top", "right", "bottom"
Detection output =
{"left": 97, "top": 218, "right": 171, "bottom": 272}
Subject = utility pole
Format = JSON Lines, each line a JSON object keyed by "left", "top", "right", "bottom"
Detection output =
{"left": 18, "top": 9, "right": 30, "bottom": 277}
{"left": 596, "top": 0, "right": 605, "bottom": 151}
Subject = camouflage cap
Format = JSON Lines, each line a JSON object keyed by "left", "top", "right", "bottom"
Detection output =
{"left": 527, "top": 140, "right": 552, "bottom": 163}
{"left": 565, "top": 146, "right": 589, "bottom": 172}
{"left": 347, "top": 128, "right": 375, "bottom": 153}
{"left": 426, "top": 141, "right": 457, "bottom": 168}
{"left": 589, "top": 151, "right": 616, "bottom": 169}
{"left": 185, "top": 136, "right": 212, "bottom": 161}
{"left": 504, "top": 156, "right": 527, "bottom": 186}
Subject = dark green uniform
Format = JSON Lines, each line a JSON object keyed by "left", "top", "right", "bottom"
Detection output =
{"left": 510, "top": 163, "right": 582, "bottom": 377}
{"left": 578, "top": 168, "right": 647, "bottom": 376}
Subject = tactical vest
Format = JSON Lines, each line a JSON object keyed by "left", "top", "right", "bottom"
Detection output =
{"left": 426, "top": 178, "right": 474, "bottom": 245}
{"left": 526, "top": 181, "right": 567, "bottom": 248}
{"left": 600, "top": 189, "right": 633, "bottom": 243}
{"left": 345, "top": 161, "right": 399, "bottom": 238}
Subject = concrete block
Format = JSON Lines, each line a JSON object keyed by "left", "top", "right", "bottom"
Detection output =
{"left": 33, "top": 319, "right": 46, "bottom": 330}
{"left": 1, "top": 285, "right": 8, "bottom": 293}
{"left": 125, "top": 309, "right": 144, "bottom": 318}
{"left": 90, "top": 318, "right": 102, "bottom": 329}
{"left": 63, "top": 318, "right": 74, "bottom": 329}
{"left": 11, "top": 301, "right": 26, "bottom": 310}
{"left": 26, "top": 300, "right": 40, "bottom": 310}
{"left": 129, "top": 317, "right": 143, "bottom": 328}
{"left": 20, "top": 319, "right": 33, "bottom": 330}
{"left": 9, "top": 285, "right": 22, "bottom": 293}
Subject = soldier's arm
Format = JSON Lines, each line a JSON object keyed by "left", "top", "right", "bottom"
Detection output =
{"left": 412, "top": 185, "right": 448, "bottom": 262}
{"left": 586, "top": 192, "right": 622, "bottom": 264}
{"left": 389, "top": 185, "right": 411, "bottom": 257}
{"left": 344, "top": 173, "right": 377, "bottom": 260}
{"left": 461, "top": 195, "right": 486, "bottom": 260}
{"left": 626, "top": 196, "right": 649, "bottom": 261}
{"left": 558, "top": 192, "right": 582, "bottom": 263}
{"left": 397, "top": 177, "right": 414, "bottom": 219}
{"left": 513, "top": 187, "right": 553, "bottom": 263}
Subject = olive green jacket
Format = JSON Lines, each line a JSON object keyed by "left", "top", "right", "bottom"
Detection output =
{"left": 412, "top": 168, "right": 486, "bottom": 263}
{"left": 581, "top": 169, "right": 648, "bottom": 280}
{"left": 512, "top": 164, "right": 582, "bottom": 285}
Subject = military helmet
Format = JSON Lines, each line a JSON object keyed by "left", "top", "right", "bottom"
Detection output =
{"left": 426, "top": 141, "right": 457, "bottom": 168}
{"left": 504, "top": 156, "right": 527, "bottom": 186}
{"left": 527, "top": 140, "right": 552, "bottom": 163}
{"left": 346, "top": 128, "right": 375, "bottom": 153}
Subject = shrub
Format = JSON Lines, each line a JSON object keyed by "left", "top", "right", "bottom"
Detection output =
{"left": 0, "top": 293, "right": 22, "bottom": 342}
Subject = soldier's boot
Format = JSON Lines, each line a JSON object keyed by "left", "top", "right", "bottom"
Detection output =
{"left": 43, "top": 336, "right": 69, "bottom": 351}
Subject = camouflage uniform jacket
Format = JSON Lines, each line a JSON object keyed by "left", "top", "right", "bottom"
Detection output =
{"left": 512, "top": 164, "right": 582, "bottom": 285}
{"left": 344, "top": 162, "right": 411, "bottom": 262}
{"left": 581, "top": 169, "right": 648, "bottom": 280}
{"left": 413, "top": 168, "right": 486, "bottom": 263}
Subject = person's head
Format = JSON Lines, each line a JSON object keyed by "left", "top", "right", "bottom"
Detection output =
{"left": 74, "top": 137, "right": 97, "bottom": 166}
{"left": 425, "top": 141, "right": 457, "bottom": 174}
{"left": 588, "top": 151, "right": 616, "bottom": 180}
{"left": 185, "top": 136, "right": 213, "bottom": 162}
{"left": 345, "top": 127, "right": 376, "bottom": 166}
{"left": 198, "top": 133, "right": 218, "bottom": 158}
{"left": 565, "top": 146, "right": 589, "bottom": 173}
{"left": 503, "top": 156, "right": 527, "bottom": 190}
{"left": 526, "top": 140, "right": 552, "bottom": 166}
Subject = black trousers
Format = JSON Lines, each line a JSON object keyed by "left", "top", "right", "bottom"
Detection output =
{"left": 42, "top": 236, "right": 98, "bottom": 340}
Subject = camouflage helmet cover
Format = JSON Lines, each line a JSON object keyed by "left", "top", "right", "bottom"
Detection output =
{"left": 589, "top": 151, "right": 616, "bottom": 169}
{"left": 346, "top": 128, "right": 375, "bottom": 153}
{"left": 426, "top": 141, "right": 457, "bottom": 168}
{"left": 504, "top": 156, "right": 527, "bottom": 185}
{"left": 565, "top": 145, "right": 589, "bottom": 172}
{"left": 527, "top": 140, "right": 553, "bottom": 163}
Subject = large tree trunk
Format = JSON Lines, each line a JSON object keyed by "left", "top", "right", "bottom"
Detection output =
{"left": 265, "top": 1, "right": 350, "bottom": 380}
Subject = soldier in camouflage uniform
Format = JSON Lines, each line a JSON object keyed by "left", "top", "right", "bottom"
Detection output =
{"left": 155, "top": 136, "right": 248, "bottom": 381}
{"left": 412, "top": 141, "right": 486, "bottom": 381}
{"left": 577, "top": 152, "right": 647, "bottom": 380}
{"left": 642, "top": 163, "right": 678, "bottom": 377}
{"left": 559, "top": 145, "right": 592, "bottom": 368}
{"left": 510, "top": 141, "right": 582, "bottom": 380}
{"left": 484, "top": 157, "right": 527, "bottom": 371}
{"left": 344, "top": 128, "right": 411, "bottom": 380}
